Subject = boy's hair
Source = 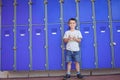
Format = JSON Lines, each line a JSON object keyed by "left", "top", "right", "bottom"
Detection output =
{"left": 68, "top": 18, "right": 77, "bottom": 24}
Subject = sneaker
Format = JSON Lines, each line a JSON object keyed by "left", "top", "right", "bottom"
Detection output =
{"left": 77, "top": 74, "right": 84, "bottom": 79}
{"left": 63, "top": 74, "right": 71, "bottom": 79}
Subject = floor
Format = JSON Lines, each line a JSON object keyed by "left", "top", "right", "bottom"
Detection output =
{"left": 0, "top": 74, "right": 120, "bottom": 80}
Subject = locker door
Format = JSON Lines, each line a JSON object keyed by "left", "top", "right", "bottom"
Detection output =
{"left": 64, "top": 0, "right": 76, "bottom": 22}
{"left": 113, "top": 22, "right": 120, "bottom": 68}
{"left": 16, "top": 26, "right": 29, "bottom": 70}
{"left": 48, "top": 0, "right": 60, "bottom": 23}
{"left": 2, "top": 0, "right": 14, "bottom": 25}
{"left": 80, "top": 24, "right": 95, "bottom": 69}
{"left": 48, "top": 25, "right": 62, "bottom": 70}
{"left": 32, "top": 0, "right": 44, "bottom": 24}
{"left": 16, "top": 0, "right": 29, "bottom": 25}
{"left": 95, "top": 0, "right": 108, "bottom": 21}
{"left": 96, "top": 23, "right": 112, "bottom": 68}
{"left": 1, "top": 27, "right": 14, "bottom": 71}
{"left": 32, "top": 26, "right": 46, "bottom": 70}
{"left": 79, "top": 0, "right": 92, "bottom": 22}
{"left": 111, "top": 0, "right": 120, "bottom": 20}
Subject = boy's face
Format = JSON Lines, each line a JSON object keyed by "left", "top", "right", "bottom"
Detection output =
{"left": 68, "top": 20, "right": 77, "bottom": 29}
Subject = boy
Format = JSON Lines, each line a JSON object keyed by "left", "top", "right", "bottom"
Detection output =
{"left": 63, "top": 18, "right": 83, "bottom": 79}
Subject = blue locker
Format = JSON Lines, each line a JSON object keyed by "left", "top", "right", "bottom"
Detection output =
{"left": 48, "top": 25, "right": 62, "bottom": 70}
{"left": 1, "top": 27, "right": 14, "bottom": 71}
{"left": 16, "top": 26, "right": 29, "bottom": 70}
{"left": 48, "top": 0, "right": 60, "bottom": 23}
{"left": 80, "top": 24, "right": 95, "bottom": 69}
{"left": 32, "top": 26, "right": 46, "bottom": 70}
{"left": 64, "top": 0, "right": 76, "bottom": 22}
{"left": 32, "top": 0, "right": 44, "bottom": 24}
{"left": 95, "top": 0, "right": 108, "bottom": 21}
{"left": 2, "top": 0, "right": 14, "bottom": 25}
{"left": 112, "top": 22, "right": 120, "bottom": 68}
{"left": 79, "top": 0, "right": 92, "bottom": 22}
{"left": 96, "top": 23, "right": 112, "bottom": 68}
{"left": 111, "top": 0, "right": 120, "bottom": 20}
{"left": 16, "top": 0, "right": 29, "bottom": 25}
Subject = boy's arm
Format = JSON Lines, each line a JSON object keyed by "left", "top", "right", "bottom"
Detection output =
{"left": 73, "top": 38, "right": 82, "bottom": 43}
{"left": 63, "top": 38, "right": 70, "bottom": 43}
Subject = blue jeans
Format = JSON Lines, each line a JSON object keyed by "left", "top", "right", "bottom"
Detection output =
{"left": 66, "top": 50, "right": 80, "bottom": 62}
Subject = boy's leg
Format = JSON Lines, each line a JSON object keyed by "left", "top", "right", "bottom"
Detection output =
{"left": 63, "top": 62, "right": 72, "bottom": 79}
{"left": 75, "top": 62, "right": 83, "bottom": 79}
{"left": 74, "top": 51, "right": 84, "bottom": 79}
{"left": 67, "top": 62, "right": 72, "bottom": 74}
{"left": 75, "top": 62, "right": 80, "bottom": 73}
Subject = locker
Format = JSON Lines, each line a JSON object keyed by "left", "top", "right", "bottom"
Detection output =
{"left": 48, "top": 25, "right": 62, "bottom": 70}
{"left": 112, "top": 22, "right": 120, "bottom": 68}
{"left": 32, "top": 26, "right": 46, "bottom": 70}
{"left": 16, "top": 26, "right": 29, "bottom": 70}
{"left": 95, "top": 0, "right": 108, "bottom": 21}
{"left": 1, "top": 27, "right": 14, "bottom": 71}
{"left": 111, "top": 0, "right": 120, "bottom": 20}
{"left": 16, "top": 0, "right": 29, "bottom": 25}
{"left": 2, "top": 0, "right": 14, "bottom": 25}
{"left": 80, "top": 24, "right": 95, "bottom": 69}
{"left": 79, "top": 0, "right": 92, "bottom": 22}
{"left": 96, "top": 23, "right": 112, "bottom": 68}
{"left": 64, "top": 0, "right": 76, "bottom": 22}
{"left": 48, "top": 0, "right": 60, "bottom": 23}
{"left": 32, "top": 0, "right": 44, "bottom": 24}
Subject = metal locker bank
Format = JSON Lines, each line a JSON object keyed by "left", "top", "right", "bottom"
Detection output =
{"left": 0, "top": 0, "right": 120, "bottom": 72}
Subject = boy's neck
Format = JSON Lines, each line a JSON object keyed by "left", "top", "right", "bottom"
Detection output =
{"left": 70, "top": 29, "right": 75, "bottom": 31}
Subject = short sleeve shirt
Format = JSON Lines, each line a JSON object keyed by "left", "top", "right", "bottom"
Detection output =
{"left": 63, "top": 30, "right": 82, "bottom": 51}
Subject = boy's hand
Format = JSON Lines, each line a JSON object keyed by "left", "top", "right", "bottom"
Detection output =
{"left": 68, "top": 36, "right": 74, "bottom": 41}
{"left": 73, "top": 37, "right": 81, "bottom": 43}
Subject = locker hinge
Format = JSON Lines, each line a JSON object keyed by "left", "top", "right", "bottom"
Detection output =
{"left": 45, "top": 64, "right": 47, "bottom": 67}
{"left": 13, "top": 2, "right": 18, "bottom": 6}
{"left": 60, "top": 27, "right": 62, "bottom": 30}
{"left": 29, "top": 64, "right": 31, "bottom": 68}
{"left": 44, "top": 28, "right": 46, "bottom": 31}
{"left": 94, "top": 43, "right": 96, "bottom": 47}
{"left": 28, "top": 18, "right": 30, "bottom": 22}
{"left": 28, "top": 1, "right": 33, "bottom": 5}
{"left": 28, "top": 28, "right": 30, "bottom": 31}
{"left": 13, "top": 64, "right": 15, "bottom": 68}
{"left": 92, "top": 16, "right": 95, "bottom": 19}
{"left": 44, "top": 18, "right": 46, "bottom": 21}
{"left": 111, "top": 61, "right": 113, "bottom": 65}
{"left": 110, "top": 42, "right": 116, "bottom": 46}
{"left": 29, "top": 46, "right": 32, "bottom": 49}
{"left": 60, "top": 17, "right": 62, "bottom": 20}
{"left": 75, "top": 0, "right": 80, "bottom": 2}
{"left": 45, "top": 45, "right": 48, "bottom": 48}
{"left": 91, "top": 0, "right": 95, "bottom": 2}
{"left": 0, "top": 3, "right": 2, "bottom": 7}
{"left": 13, "top": 47, "right": 17, "bottom": 50}
{"left": 94, "top": 62, "right": 96, "bottom": 66}
{"left": 108, "top": 25, "right": 110, "bottom": 28}
{"left": 13, "top": 20, "right": 16, "bottom": 24}
{"left": 44, "top": 0, "right": 48, "bottom": 4}
{"left": 61, "top": 45, "right": 64, "bottom": 48}
{"left": 61, "top": 64, "right": 63, "bottom": 67}
{"left": 59, "top": 0, "right": 64, "bottom": 3}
